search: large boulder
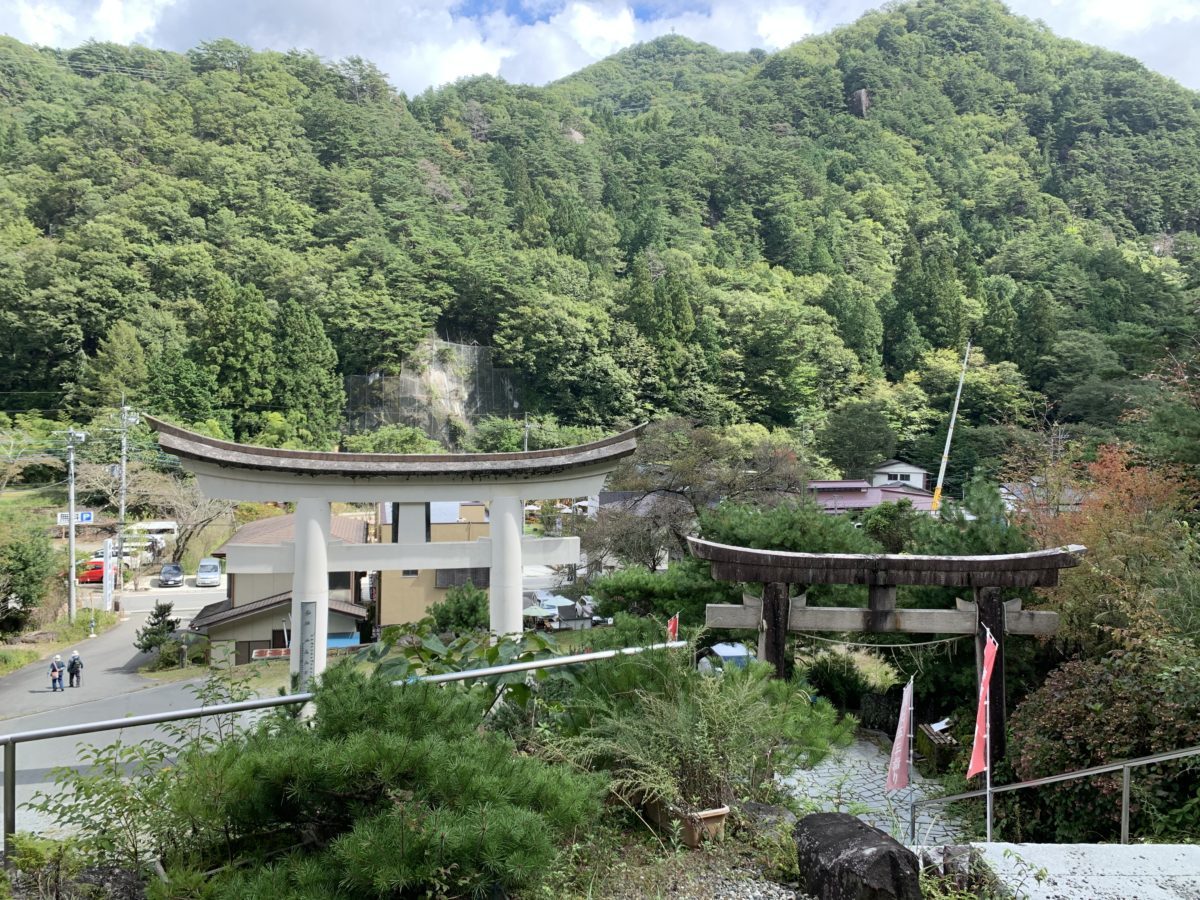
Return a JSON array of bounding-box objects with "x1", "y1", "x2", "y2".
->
[{"x1": 794, "y1": 813, "x2": 921, "y2": 900}]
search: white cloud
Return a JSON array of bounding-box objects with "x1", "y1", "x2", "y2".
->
[
  {"x1": 9, "y1": 1, "x2": 78, "y2": 45},
  {"x1": 755, "y1": 5, "x2": 815, "y2": 48},
  {"x1": 93, "y1": 0, "x2": 177, "y2": 43},
  {"x1": 1040, "y1": 0, "x2": 1200, "y2": 33},
  {"x1": 5, "y1": 0, "x2": 176, "y2": 46},
  {"x1": 561, "y1": 2, "x2": 636, "y2": 56},
  {"x1": 1, "y1": 0, "x2": 1199, "y2": 93},
  {"x1": 380, "y1": 29, "x2": 512, "y2": 91}
]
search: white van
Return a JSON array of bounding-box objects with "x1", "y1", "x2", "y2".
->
[
  {"x1": 196, "y1": 557, "x2": 222, "y2": 588},
  {"x1": 126, "y1": 521, "x2": 179, "y2": 540}
]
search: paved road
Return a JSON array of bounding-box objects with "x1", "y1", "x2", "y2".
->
[
  {"x1": 0, "y1": 584, "x2": 226, "y2": 848},
  {"x1": 3, "y1": 585, "x2": 222, "y2": 721}
]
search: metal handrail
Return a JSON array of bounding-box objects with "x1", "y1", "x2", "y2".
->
[
  {"x1": 908, "y1": 743, "x2": 1200, "y2": 844},
  {"x1": 2, "y1": 640, "x2": 687, "y2": 856}
]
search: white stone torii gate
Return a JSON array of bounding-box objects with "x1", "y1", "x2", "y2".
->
[{"x1": 147, "y1": 418, "x2": 642, "y2": 689}]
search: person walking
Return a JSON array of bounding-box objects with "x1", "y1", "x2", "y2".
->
[
  {"x1": 49, "y1": 655, "x2": 65, "y2": 692},
  {"x1": 67, "y1": 650, "x2": 83, "y2": 688}
]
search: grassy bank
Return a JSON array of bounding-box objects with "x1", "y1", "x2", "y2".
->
[
  {"x1": 5, "y1": 610, "x2": 121, "y2": 670},
  {"x1": 0, "y1": 486, "x2": 65, "y2": 518},
  {"x1": 0, "y1": 648, "x2": 39, "y2": 677},
  {"x1": 140, "y1": 657, "x2": 293, "y2": 693}
]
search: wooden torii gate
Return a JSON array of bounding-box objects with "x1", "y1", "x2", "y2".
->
[{"x1": 688, "y1": 537, "x2": 1086, "y2": 763}]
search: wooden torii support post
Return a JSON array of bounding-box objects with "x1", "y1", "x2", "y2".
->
[{"x1": 689, "y1": 537, "x2": 1086, "y2": 764}]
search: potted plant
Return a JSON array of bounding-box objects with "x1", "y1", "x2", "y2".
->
[
  {"x1": 550, "y1": 640, "x2": 853, "y2": 848},
  {"x1": 570, "y1": 683, "x2": 733, "y2": 846}
]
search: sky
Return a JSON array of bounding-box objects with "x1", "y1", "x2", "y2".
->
[{"x1": 3, "y1": 0, "x2": 1200, "y2": 95}]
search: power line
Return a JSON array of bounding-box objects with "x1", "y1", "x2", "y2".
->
[{"x1": 0, "y1": 479, "x2": 68, "y2": 491}]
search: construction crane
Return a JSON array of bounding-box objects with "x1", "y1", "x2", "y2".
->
[{"x1": 930, "y1": 341, "x2": 971, "y2": 514}]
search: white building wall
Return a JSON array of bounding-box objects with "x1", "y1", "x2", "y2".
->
[{"x1": 870, "y1": 464, "x2": 928, "y2": 491}]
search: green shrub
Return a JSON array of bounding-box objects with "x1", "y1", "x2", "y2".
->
[
  {"x1": 428, "y1": 581, "x2": 488, "y2": 633},
  {"x1": 804, "y1": 648, "x2": 898, "y2": 711},
  {"x1": 169, "y1": 666, "x2": 605, "y2": 898},
  {"x1": 26, "y1": 666, "x2": 262, "y2": 872},
  {"x1": 147, "y1": 635, "x2": 210, "y2": 670},
  {"x1": 7, "y1": 833, "x2": 86, "y2": 898},
  {"x1": 0, "y1": 524, "x2": 57, "y2": 636},
  {"x1": 1007, "y1": 646, "x2": 1200, "y2": 842},
  {"x1": 147, "y1": 865, "x2": 216, "y2": 900},
  {"x1": 801, "y1": 653, "x2": 862, "y2": 708},
  {"x1": 26, "y1": 738, "x2": 176, "y2": 869},
  {"x1": 548, "y1": 641, "x2": 852, "y2": 820}
]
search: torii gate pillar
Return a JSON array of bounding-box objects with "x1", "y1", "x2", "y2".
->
[
  {"x1": 146, "y1": 417, "x2": 644, "y2": 691},
  {"x1": 489, "y1": 494, "x2": 524, "y2": 636},
  {"x1": 292, "y1": 498, "x2": 331, "y2": 683}
]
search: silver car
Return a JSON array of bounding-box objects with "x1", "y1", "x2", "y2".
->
[{"x1": 195, "y1": 558, "x2": 222, "y2": 588}]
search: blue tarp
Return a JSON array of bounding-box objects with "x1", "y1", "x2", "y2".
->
[{"x1": 709, "y1": 642, "x2": 753, "y2": 668}]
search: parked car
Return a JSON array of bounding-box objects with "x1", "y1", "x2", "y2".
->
[
  {"x1": 77, "y1": 560, "x2": 106, "y2": 584},
  {"x1": 126, "y1": 520, "x2": 178, "y2": 541},
  {"x1": 158, "y1": 563, "x2": 184, "y2": 587},
  {"x1": 90, "y1": 548, "x2": 147, "y2": 567},
  {"x1": 195, "y1": 557, "x2": 222, "y2": 588}
]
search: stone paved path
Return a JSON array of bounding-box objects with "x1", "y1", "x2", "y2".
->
[{"x1": 783, "y1": 737, "x2": 970, "y2": 846}]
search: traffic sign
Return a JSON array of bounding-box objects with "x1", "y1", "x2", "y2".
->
[{"x1": 56, "y1": 511, "x2": 95, "y2": 526}]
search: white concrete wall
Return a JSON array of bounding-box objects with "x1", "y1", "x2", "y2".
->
[{"x1": 871, "y1": 465, "x2": 927, "y2": 490}]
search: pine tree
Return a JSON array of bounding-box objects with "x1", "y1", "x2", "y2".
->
[
  {"x1": 819, "y1": 275, "x2": 883, "y2": 373},
  {"x1": 196, "y1": 277, "x2": 277, "y2": 440},
  {"x1": 73, "y1": 321, "x2": 149, "y2": 412},
  {"x1": 272, "y1": 300, "x2": 344, "y2": 449},
  {"x1": 145, "y1": 347, "x2": 218, "y2": 424},
  {"x1": 623, "y1": 252, "x2": 673, "y2": 345},
  {"x1": 134, "y1": 600, "x2": 179, "y2": 653},
  {"x1": 920, "y1": 243, "x2": 969, "y2": 349}
]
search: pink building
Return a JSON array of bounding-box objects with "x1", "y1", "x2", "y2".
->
[{"x1": 807, "y1": 478, "x2": 935, "y2": 515}]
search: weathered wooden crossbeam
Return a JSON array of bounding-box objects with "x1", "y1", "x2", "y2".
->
[
  {"x1": 707, "y1": 603, "x2": 1059, "y2": 636},
  {"x1": 689, "y1": 536, "x2": 1087, "y2": 767},
  {"x1": 690, "y1": 538, "x2": 1087, "y2": 588}
]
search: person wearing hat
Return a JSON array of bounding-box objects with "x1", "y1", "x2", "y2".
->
[
  {"x1": 49, "y1": 655, "x2": 65, "y2": 692},
  {"x1": 67, "y1": 650, "x2": 83, "y2": 688}
]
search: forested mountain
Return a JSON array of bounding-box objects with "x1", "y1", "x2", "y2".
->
[{"x1": 1, "y1": 0, "x2": 1198, "y2": 478}]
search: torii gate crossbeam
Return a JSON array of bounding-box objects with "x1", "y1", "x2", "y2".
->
[
  {"x1": 148, "y1": 418, "x2": 643, "y2": 689},
  {"x1": 689, "y1": 537, "x2": 1086, "y2": 765}
]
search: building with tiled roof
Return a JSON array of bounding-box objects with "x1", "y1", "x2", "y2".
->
[{"x1": 195, "y1": 512, "x2": 370, "y2": 664}]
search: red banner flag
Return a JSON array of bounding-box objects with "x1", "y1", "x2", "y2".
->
[
  {"x1": 666, "y1": 613, "x2": 679, "y2": 642},
  {"x1": 886, "y1": 678, "x2": 914, "y2": 792},
  {"x1": 967, "y1": 629, "x2": 999, "y2": 779}
]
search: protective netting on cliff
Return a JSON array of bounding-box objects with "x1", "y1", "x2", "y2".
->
[{"x1": 344, "y1": 338, "x2": 524, "y2": 444}]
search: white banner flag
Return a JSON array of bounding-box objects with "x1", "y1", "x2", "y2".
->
[{"x1": 102, "y1": 538, "x2": 114, "y2": 612}]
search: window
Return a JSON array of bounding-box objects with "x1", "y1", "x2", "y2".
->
[
  {"x1": 886, "y1": 473, "x2": 911, "y2": 482},
  {"x1": 401, "y1": 569, "x2": 419, "y2": 577},
  {"x1": 435, "y1": 567, "x2": 491, "y2": 589}
]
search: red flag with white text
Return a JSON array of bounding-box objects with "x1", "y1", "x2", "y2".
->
[
  {"x1": 967, "y1": 629, "x2": 999, "y2": 779},
  {"x1": 886, "y1": 677, "x2": 914, "y2": 792},
  {"x1": 666, "y1": 613, "x2": 679, "y2": 642}
]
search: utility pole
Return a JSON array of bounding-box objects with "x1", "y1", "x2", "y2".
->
[
  {"x1": 63, "y1": 428, "x2": 87, "y2": 624},
  {"x1": 931, "y1": 341, "x2": 971, "y2": 515},
  {"x1": 523, "y1": 413, "x2": 529, "y2": 452},
  {"x1": 117, "y1": 404, "x2": 137, "y2": 592}
]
